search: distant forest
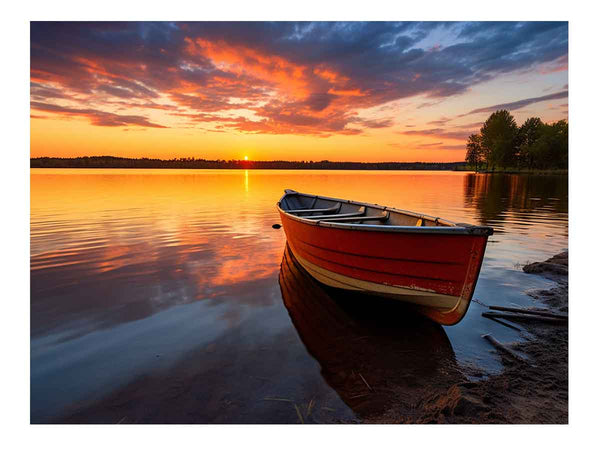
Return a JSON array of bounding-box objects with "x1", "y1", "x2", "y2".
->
[
  {"x1": 30, "y1": 156, "x2": 467, "y2": 171},
  {"x1": 465, "y1": 110, "x2": 568, "y2": 172}
]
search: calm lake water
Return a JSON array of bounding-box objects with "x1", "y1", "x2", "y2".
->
[{"x1": 30, "y1": 169, "x2": 568, "y2": 423}]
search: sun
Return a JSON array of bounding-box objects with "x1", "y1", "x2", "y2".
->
[{"x1": 244, "y1": 156, "x2": 248, "y2": 161}]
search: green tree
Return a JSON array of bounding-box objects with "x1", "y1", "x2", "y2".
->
[
  {"x1": 532, "y1": 120, "x2": 568, "y2": 169},
  {"x1": 465, "y1": 133, "x2": 483, "y2": 171},
  {"x1": 518, "y1": 117, "x2": 543, "y2": 169},
  {"x1": 552, "y1": 120, "x2": 568, "y2": 169},
  {"x1": 480, "y1": 110, "x2": 519, "y2": 170},
  {"x1": 463, "y1": 111, "x2": 567, "y2": 172}
]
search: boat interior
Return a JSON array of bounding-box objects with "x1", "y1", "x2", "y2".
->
[{"x1": 279, "y1": 190, "x2": 454, "y2": 227}]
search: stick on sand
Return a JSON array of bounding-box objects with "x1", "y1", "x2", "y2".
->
[{"x1": 482, "y1": 334, "x2": 528, "y2": 364}]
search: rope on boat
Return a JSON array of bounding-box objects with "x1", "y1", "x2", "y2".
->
[{"x1": 472, "y1": 298, "x2": 489, "y2": 307}]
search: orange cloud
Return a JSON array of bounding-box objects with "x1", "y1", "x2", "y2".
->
[
  {"x1": 185, "y1": 38, "x2": 311, "y2": 98},
  {"x1": 328, "y1": 88, "x2": 366, "y2": 97}
]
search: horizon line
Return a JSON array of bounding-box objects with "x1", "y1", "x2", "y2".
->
[{"x1": 30, "y1": 156, "x2": 466, "y2": 165}]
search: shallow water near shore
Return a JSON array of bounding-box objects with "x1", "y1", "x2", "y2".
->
[{"x1": 30, "y1": 169, "x2": 568, "y2": 423}]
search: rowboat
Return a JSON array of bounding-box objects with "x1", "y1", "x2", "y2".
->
[{"x1": 277, "y1": 189, "x2": 493, "y2": 325}]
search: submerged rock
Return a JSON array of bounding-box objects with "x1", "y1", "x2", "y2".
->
[
  {"x1": 523, "y1": 250, "x2": 568, "y2": 311},
  {"x1": 523, "y1": 251, "x2": 568, "y2": 276}
]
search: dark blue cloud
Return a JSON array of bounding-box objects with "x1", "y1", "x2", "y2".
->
[
  {"x1": 463, "y1": 90, "x2": 569, "y2": 116},
  {"x1": 31, "y1": 22, "x2": 568, "y2": 98},
  {"x1": 30, "y1": 101, "x2": 167, "y2": 128}
]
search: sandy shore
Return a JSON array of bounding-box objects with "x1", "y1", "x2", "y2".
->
[{"x1": 367, "y1": 251, "x2": 568, "y2": 424}]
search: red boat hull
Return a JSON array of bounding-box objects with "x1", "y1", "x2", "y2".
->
[{"x1": 279, "y1": 211, "x2": 489, "y2": 325}]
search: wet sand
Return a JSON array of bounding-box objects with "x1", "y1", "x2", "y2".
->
[{"x1": 367, "y1": 251, "x2": 568, "y2": 424}]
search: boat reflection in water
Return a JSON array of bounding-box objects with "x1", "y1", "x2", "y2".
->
[{"x1": 279, "y1": 244, "x2": 464, "y2": 420}]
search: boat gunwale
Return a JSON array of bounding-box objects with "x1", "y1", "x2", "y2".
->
[{"x1": 277, "y1": 190, "x2": 494, "y2": 236}]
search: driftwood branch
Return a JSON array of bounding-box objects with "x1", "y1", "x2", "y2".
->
[
  {"x1": 482, "y1": 311, "x2": 566, "y2": 325},
  {"x1": 482, "y1": 334, "x2": 528, "y2": 363},
  {"x1": 488, "y1": 305, "x2": 567, "y2": 320},
  {"x1": 482, "y1": 314, "x2": 522, "y2": 331}
]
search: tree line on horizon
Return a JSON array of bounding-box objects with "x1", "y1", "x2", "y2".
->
[
  {"x1": 465, "y1": 109, "x2": 568, "y2": 172},
  {"x1": 30, "y1": 156, "x2": 467, "y2": 171}
]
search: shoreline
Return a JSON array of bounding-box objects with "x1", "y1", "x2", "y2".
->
[
  {"x1": 367, "y1": 251, "x2": 568, "y2": 424},
  {"x1": 30, "y1": 157, "x2": 468, "y2": 171},
  {"x1": 474, "y1": 169, "x2": 568, "y2": 175}
]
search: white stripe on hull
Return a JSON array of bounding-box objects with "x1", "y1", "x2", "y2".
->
[{"x1": 291, "y1": 247, "x2": 460, "y2": 311}]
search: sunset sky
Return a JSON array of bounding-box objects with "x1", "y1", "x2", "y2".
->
[{"x1": 30, "y1": 21, "x2": 568, "y2": 162}]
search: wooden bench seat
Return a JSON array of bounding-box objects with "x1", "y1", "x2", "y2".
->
[
  {"x1": 304, "y1": 207, "x2": 366, "y2": 220},
  {"x1": 321, "y1": 212, "x2": 390, "y2": 223},
  {"x1": 287, "y1": 202, "x2": 341, "y2": 215}
]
